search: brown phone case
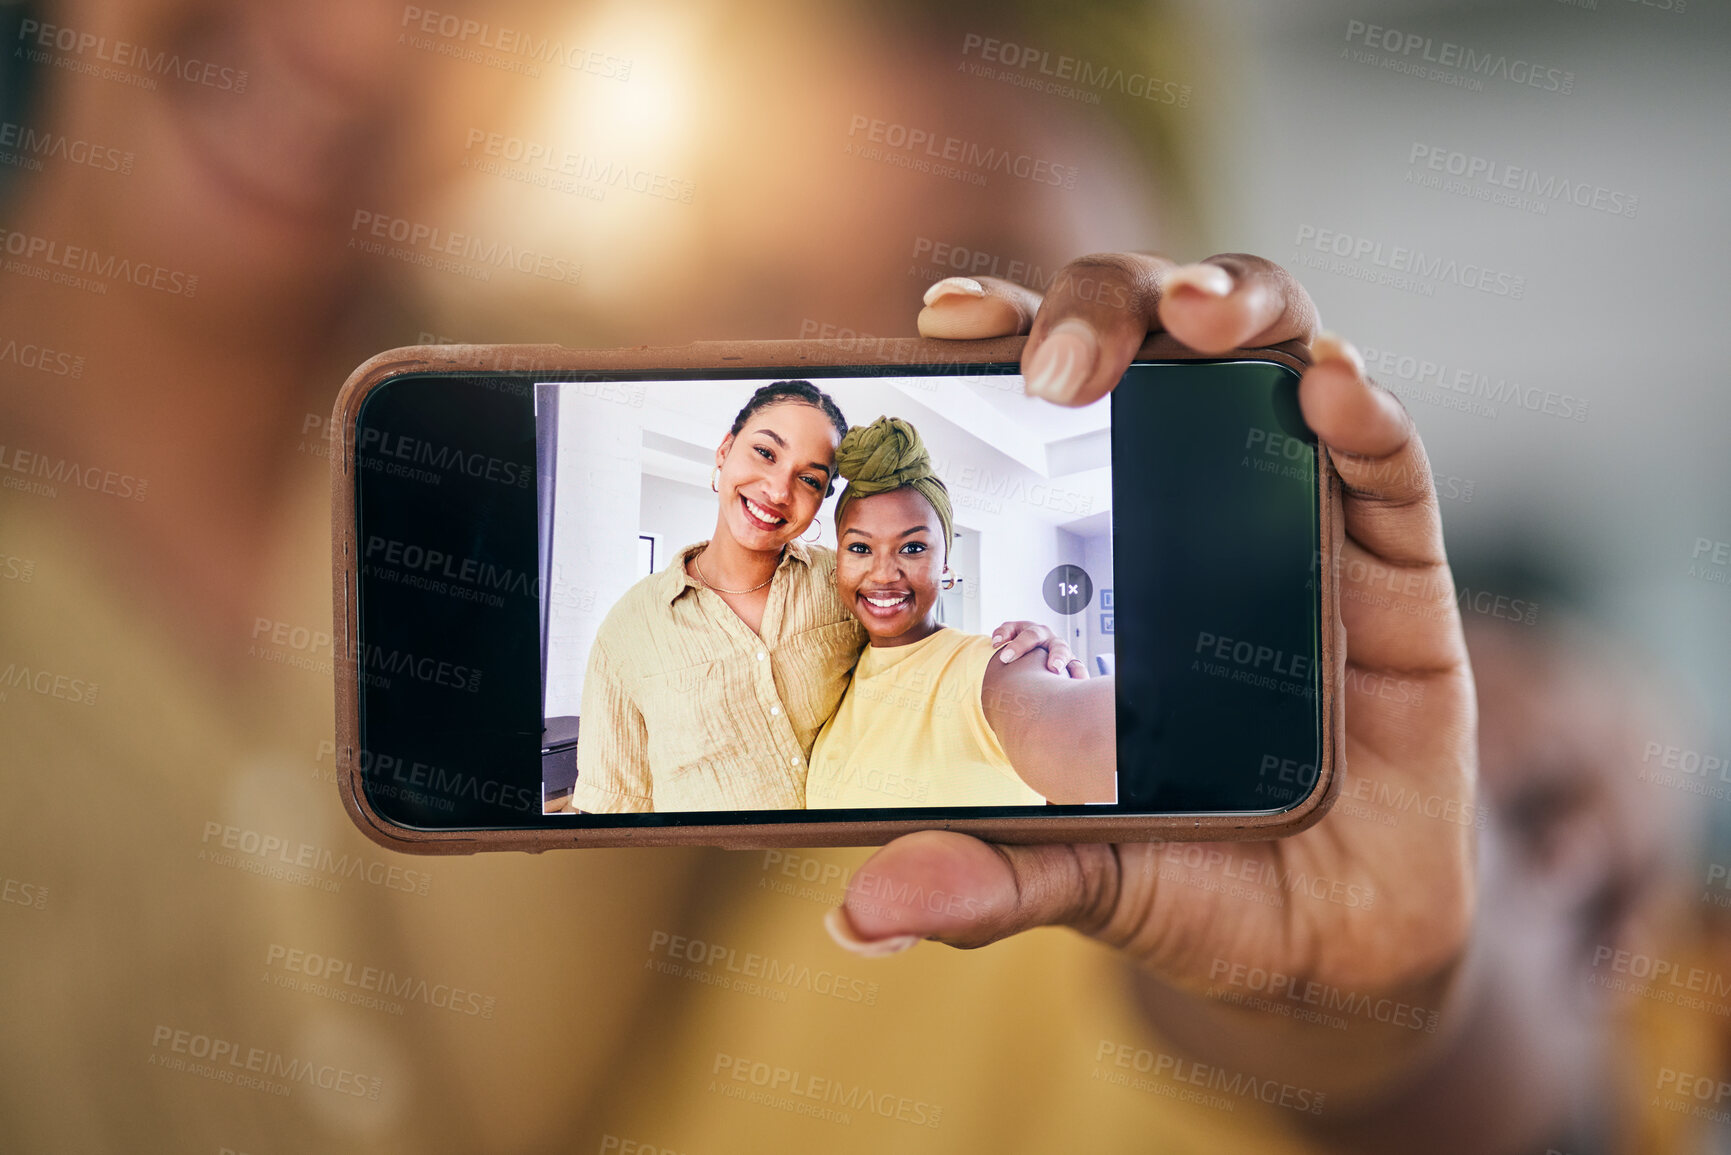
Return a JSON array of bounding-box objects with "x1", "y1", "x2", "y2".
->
[{"x1": 330, "y1": 336, "x2": 1343, "y2": 854}]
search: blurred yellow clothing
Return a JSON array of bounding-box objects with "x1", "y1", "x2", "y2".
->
[
  {"x1": 0, "y1": 480, "x2": 1336, "y2": 1154},
  {"x1": 1619, "y1": 937, "x2": 1728, "y2": 1155},
  {"x1": 806, "y1": 628, "x2": 1047, "y2": 809}
]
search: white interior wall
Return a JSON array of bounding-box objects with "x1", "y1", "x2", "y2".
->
[
  {"x1": 1081, "y1": 531, "x2": 1116, "y2": 667},
  {"x1": 640, "y1": 473, "x2": 718, "y2": 572},
  {"x1": 543, "y1": 401, "x2": 645, "y2": 719}
]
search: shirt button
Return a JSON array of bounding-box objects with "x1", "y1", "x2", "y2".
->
[
  {"x1": 770, "y1": 705, "x2": 781, "y2": 716},
  {"x1": 790, "y1": 755, "x2": 801, "y2": 766},
  {"x1": 756, "y1": 651, "x2": 767, "y2": 661}
]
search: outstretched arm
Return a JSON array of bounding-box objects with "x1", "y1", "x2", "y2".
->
[{"x1": 982, "y1": 649, "x2": 1115, "y2": 803}]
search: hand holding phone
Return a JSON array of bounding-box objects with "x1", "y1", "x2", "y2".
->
[{"x1": 834, "y1": 251, "x2": 1477, "y2": 1100}]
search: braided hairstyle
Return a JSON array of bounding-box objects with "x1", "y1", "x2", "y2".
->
[{"x1": 727, "y1": 381, "x2": 849, "y2": 496}]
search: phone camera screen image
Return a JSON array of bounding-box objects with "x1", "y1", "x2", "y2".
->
[
  {"x1": 536, "y1": 372, "x2": 1120, "y2": 817},
  {"x1": 347, "y1": 357, "x2": 1324, "y2": 837}
]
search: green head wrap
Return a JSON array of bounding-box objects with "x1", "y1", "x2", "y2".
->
[{"x1": 833, "y1": 416, "x2": 953, "y2": 558}]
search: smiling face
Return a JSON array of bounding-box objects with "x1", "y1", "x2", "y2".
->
[
  {"x1": 835, "y1": 488, "x2": 947, "y2": 647},
  {"x1": 714, "y1": 401, "x2": 841, "y2": 554}
]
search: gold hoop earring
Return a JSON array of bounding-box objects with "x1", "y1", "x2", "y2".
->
[
  {"x1": 710, "y1": 467, "x2": 720, "y2": 493},
  {"x1": 803, "y1": 517, "x2": 822, "y2": 543},
  {"x1": 940, "y1": 565, "x2": 956, "y2": 591}
]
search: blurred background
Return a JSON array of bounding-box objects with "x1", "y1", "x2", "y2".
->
[{"x1": 2, "y1": 0, "x2": 1727, "y2": 1151}]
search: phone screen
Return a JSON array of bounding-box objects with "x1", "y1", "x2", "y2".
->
[
  {"x1": 350, "y1": 359, "x2": 1321, "y2": 832},
  {"x1": 537, "y1": 371, "x2": 1118, "y2": 816}
]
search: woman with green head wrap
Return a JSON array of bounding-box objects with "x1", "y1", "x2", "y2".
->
[{"x1": 806, "y1": 416, "x2": 1117, "y2": 809}]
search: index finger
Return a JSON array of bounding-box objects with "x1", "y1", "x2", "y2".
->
[
  {"x1": 1305, "y1": 332, "x2": 1444, "y2": 567},
  {"x1": 918, "y1": 254, "x2": 1320, "y2": 407},
  {"x1": 1305, "y1": 332, "x2": 1464, "y2": 676}
]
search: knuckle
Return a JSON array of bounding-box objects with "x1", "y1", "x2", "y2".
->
[
  {"x1": 1048, "y1": 253, "x2": 1161, "y2": 315},
  {"x1": 1207, "y1": 252, "x2": 1307, "y2": 305},
  {"x1": 1057, "y1": 844, "x2": 1123, "y2": 937},
  {"x1": 1067, "y1": 251, "x2": 1159, "y2": 278}
]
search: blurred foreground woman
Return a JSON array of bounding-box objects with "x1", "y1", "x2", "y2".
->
[{"x1": 1, "y1": 1, "x2": 1719, "y2": 1152}]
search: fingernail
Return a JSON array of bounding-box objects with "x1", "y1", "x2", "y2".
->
[
  {"x1": 1165, "y1": 262, "x2": 1233, "y2": 298},
  {"x1": 924, "y1": 277, "x2": 986, "y2": 306},
  {"x1": 1024, "y1": 318, "x2": 1097, "y2": 402},
  {"x1": 824, "y1": 907, "x2": 919, "y2": 958},
  {"x1": 999, "y1": 648, "x2": 1014, "y2": 663},
  {"x1": 1312, "y1": 330, "x2": 1365, "y2": 376}
]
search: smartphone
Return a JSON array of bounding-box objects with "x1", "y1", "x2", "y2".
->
[{"x1": 330, "y1": 336, "x2": 1341, "y2": 852}]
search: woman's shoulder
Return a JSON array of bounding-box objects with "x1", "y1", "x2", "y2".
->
[
  {"x1": 942, "y1": 629, "x2": 1004, "y2": 668},
  {"x1": 592, "y1": 557, "x2": 693, "y2": 642},
  {"x1": 919, "y1": 627, "x2": 991, "y2": 654},
  {"x1": 787, "y1": 543, "x2": 849, "y2": 618},
  {"x1": 900, "y1": 627, "x2": 998, "y2": 671},
  {"x1": 797, "y1": 541, "x2": 837, "y2": 575}
]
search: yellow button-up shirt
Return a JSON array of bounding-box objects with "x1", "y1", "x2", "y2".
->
[{"x1": 572, "y1": 540, "x2": 868, "y2": 813}]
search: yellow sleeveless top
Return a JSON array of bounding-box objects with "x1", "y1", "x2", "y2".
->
[{"x1": 805, "y1": 628, "x2": 1047, "y2": 809}]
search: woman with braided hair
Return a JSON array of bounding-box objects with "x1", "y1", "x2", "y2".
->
[{"x1": 806, "y1": 416, "x2": 1118, "y2": 810}]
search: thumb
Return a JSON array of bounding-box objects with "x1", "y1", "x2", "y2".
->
[{"x1": 825, "y1": 830, "x2": 1123, "y2": 954}]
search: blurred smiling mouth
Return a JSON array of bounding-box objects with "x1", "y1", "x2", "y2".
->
[
  {"x1": 858, "y1": 589, "x2": 913, "y2": 619},
  {"x1": 741, "y1": 496, "x2": 788, "y2": 530}
]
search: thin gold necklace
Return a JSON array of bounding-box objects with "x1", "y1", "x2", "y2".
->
[{"x1": 693, "y1": 547, "x2": 776, "y2": 595}]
